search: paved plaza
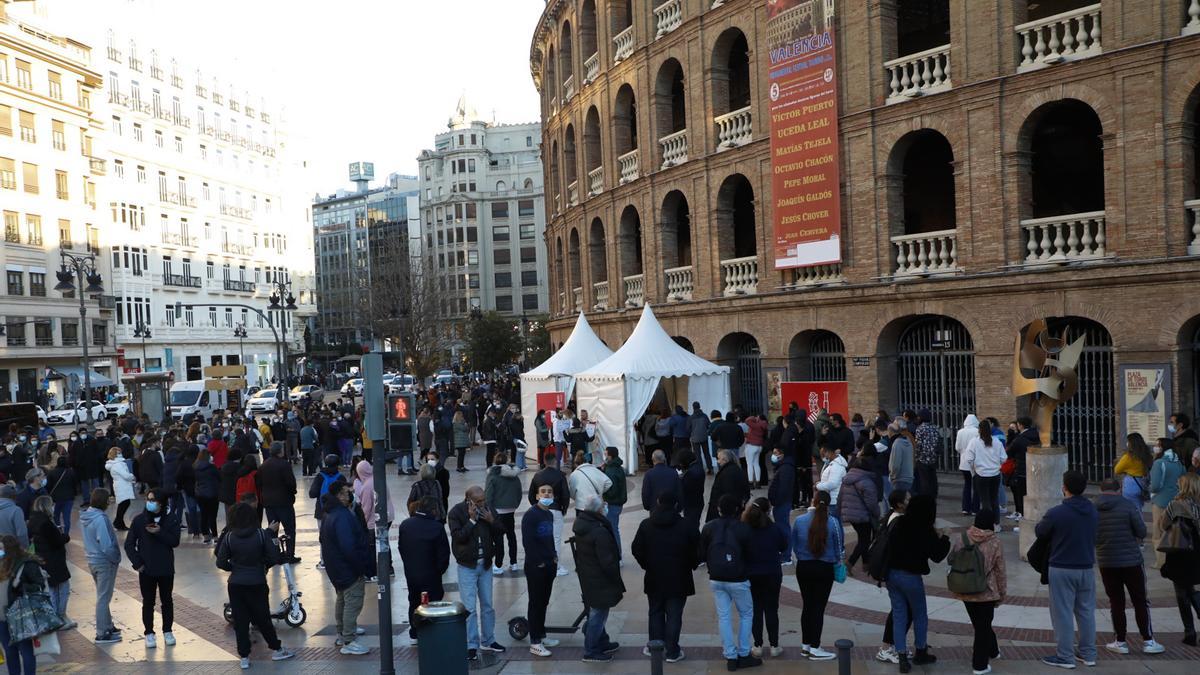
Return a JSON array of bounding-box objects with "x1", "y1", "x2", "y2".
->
[{"x1": 38, "y1": 456, "x2": 1200, "y2": 673}]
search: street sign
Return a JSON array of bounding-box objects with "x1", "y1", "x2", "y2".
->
[
  {"x1": 204, "y1": 365, "x2": 246, "y2": 378},
  {"x1": 204, "y1": 378, "x2": 246, "y2": 391}
]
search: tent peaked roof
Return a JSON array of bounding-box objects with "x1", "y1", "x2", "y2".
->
[
  {"x1": 524, "y1": 312, "x2": 613, "y2": 377},
  {"x1": 579, "y1": 304, "x2": 729, "y2": 380}
]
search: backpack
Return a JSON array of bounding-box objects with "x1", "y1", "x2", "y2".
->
[
  {"x1": 866, "y1": 518, "x2": 897, "y2": 584},
  {"x1": 235, "y1": 470, "x2": 258, "y2": 502},
  {"x1": 319, "y1": 470, "x2": 342, "y2": 498},
  {"x1": 654, "y1": 418, "x2": 671, "y2": 438},
  {"x1": 705, "y1": 520, "x2": 744, "y2": 579},
  {"x1": 946, "y1": 531, "x2": 989, "y2": 594}
]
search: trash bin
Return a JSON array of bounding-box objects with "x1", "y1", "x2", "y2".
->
[{"x1": 415, "y1": 600, "x2": 468, "y2": 675}]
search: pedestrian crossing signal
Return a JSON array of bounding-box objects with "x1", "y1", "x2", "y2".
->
[{"x1": 388, "y1": 394, "x2": 413, "y2": 422}]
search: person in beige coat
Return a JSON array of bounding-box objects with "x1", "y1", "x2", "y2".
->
[{"x1": 950, "y1": 510, "x2": 1007, "y2": 675}]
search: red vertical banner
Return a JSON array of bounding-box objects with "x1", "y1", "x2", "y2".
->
[
  {"x1": 536, "y1": 391, "x2": 565, "y2": 431},
  {"x1": 780, "y1": 381, "x2": 848, "y2": 421},
  {"x1": 767, "y1": 0, "x2": 842, "y2": 269}
]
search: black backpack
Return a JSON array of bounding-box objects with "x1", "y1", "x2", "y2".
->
[
  {"x1": 866, "y1": 517, "x2": 898, "y2": 584},
  {"x1": 706, "y1": 520, "x2": 745, "y2": 579}
]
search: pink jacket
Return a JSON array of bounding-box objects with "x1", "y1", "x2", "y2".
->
[{"x1": 354, "y1": 461, "x2": 395, "y2": 529}]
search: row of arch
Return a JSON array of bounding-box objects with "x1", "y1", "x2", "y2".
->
[{"x1": 551, "y1": 173, "x2": 756, "y2": 302}]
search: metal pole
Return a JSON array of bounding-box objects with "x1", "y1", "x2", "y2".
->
[
  {"x1": 648, "y1": 640, "x2": 664, "y2": 675},
  {"x1": 77, "y1": 266, "x2": 94, "y2": 434},
  {"x1": 835, "y1": 639, "x2": 853, "y2": 675},
  {"x1": 362, "y1": 353, "x2": 394, "y2": 675}
]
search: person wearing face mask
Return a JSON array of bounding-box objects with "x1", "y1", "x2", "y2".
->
[
  {"x1": 12, "y1": 431, "x2": 35, "y2": 486},
  {"x1": 407, "y1": 458, "x2": 446, "y2": 523},
  {"x1": 0, "y1": 483, "x2": 29, "y2": 548},
  {"x1": 319, "y1": 481, "x2": 376, "y2": 656},
  {"x1": 449, "y1": 485, "x2": 506, "y2": 659},
  {"x1": 484, "y1": 452, "x2": 521, "y2": 574},
  {"x1": 138, "y1": 442, "x2": 165, "y2": 497},
  {"x1": 397, "y1": 495, "x2": 451, "y2": 647},
  {"x1": 15, "y1": 467, "x2": 48, "y2": 519},
  {"x1": 767, "y1": 447, "x2": 796, "y2": 565},
  {"x1": 1149, "y1": 438, "x2": 1186, "y2": 569},
  {"x1": 28, "y1": 494, "x2": 73, "y2": 629},
  {"x1": 46, "y1": 456, "x2": 78, "y2": 535},
  {"x1": 522, "y1": 484, "x2": 560, "y2": 657},
  {"x1": 0, "y1": 440, "x2": 15, "y2": 486},
  {"x1": 124, "y1": 489, "x2": 182, "y2": 650}
]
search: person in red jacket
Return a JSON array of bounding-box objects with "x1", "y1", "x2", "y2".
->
[{"x1": 743, "y1": 413, "x2": 769, "y2": 488}]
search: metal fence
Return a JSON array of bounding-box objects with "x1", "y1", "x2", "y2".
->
[
  {"x1": 810, "y1": 331, "x2": 847, "y2": 382},
  {"x1": 1049, "y1": 319, "x2": 1115, "y2": 482},
  {"x1": 897, "y1": 317, "x2": 977, "y2": 471}
]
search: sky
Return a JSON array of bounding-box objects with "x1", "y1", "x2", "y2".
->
[{"x1": 40, "y1": 0, "x2": 547, "y2": 192}]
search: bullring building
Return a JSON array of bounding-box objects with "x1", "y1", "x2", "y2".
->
[{"x1": 530, "y1": 0, "x2": 1200, "y2": 480}]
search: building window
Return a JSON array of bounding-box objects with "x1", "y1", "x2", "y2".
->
[
  {"x1": 495, "y1": 295, "x2": 513, "y2": 311},
  {"x1": 136, "y1": 165, "x2": 146, "y2": 183},
  {"x1": 471, "y1": 133, "x2": 477, "y2": 145},
  {"x1": 518, "y1": 199, "x2": 535, "y2": 218},
  {"x1": 133, "y1": 123, "x2": 143, "y2": 142},
  {"x1": 154, "y1": 130, "x2": 164, "y2": 148},
  {"x1": 18, "y1": 110, "x2": 34, "y2": 143},
  {"x1": 92, "y1": 321, "x2": 106, "y2": 346},
  {"x1": 22, "y1": 163, "x2": 37, "y2": 194},
  {"x1": 34, "y1": 320, "x2": 52, "y2": 346},
  {"x1": 55, "y1": 170, "x2": 68, "y2": 200},
  {"x1": 492, "y1": 226, "x2": 509, "y2": 242},
  {"x1": 51, "y1": 120, "x2": 65, "y2": 150},
  {"x1": 15, "y1": 60, "x2": 32, "y2": 90},
  {"x1": 523, "y1": 293, "x2": 539, "y2": 310},
  {"x1": 47, "y1": 71, "x2": 62, "y2": 100},
  {"x1": 521, "y1": 270, "x2": 538, "y2": 286},
  {"x1": 25, "y1": 215, "x2": 41, "y2": 245},
  {"x1": 5, "y1": 317, "x2": 24, "y2": 346},
  {"x1": 114, "y1": 160, "x2": 124, "y2": 178},
  {"x1": 6, "y1": 271, "x2": 23, "y2": 295},
  {"x1": 58, "y1": 219, "x2": 71, "y2": 248},
  {"x1": 61, "y1": 320, "x2": 78, "y2": 346},
  {"x1": 29, "y1": 272, "x2": 45, "y2": 297},
  {"x1": 491, "y1": 201, "x2": 509, "y2": 219},
  {"x1": 0, "y1": 158, "x2": 15, "y2": 190},
  {"x1": 521, "y1": 246, "x2": 537, "y2": 263},
  {"x1": 519, "y1": 223, "x2": 536, "y2": 240},
  {"x1": 175, "y1": 136, "x2": 183, "y2": 153},
  {"x1": 112, "y1": 115, "x2": 122, "y2": 135},
  {"x1": 494, "y1": 249, "x2": 511, "y2": 265},
  {"x1": 468, "y1": 158, "x2": 476, "y2": 172}
]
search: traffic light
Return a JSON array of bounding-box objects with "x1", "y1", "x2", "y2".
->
[{"x1": 387, "y1": 393, "x2": 416, "y2": 452}]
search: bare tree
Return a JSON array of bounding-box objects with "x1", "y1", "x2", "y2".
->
[{"x1": 358, "y1": 263, "x2": 453, "y2": 380}]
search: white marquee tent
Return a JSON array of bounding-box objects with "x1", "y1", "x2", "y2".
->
[
  {"x1": 575, "y1": 305, "x2": 730, "y2": 472},
  {"x1": 519, "y1": 312, "x2": 614, "y2": 456}
]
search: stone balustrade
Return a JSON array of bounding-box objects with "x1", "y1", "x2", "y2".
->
[
  {"x1": 885, "y1": 44, "x2": 951, "y2": 103},
  {"x1": 587, "y1": 167, "x2": 603, "y2": 196},
  {"x1": 573, "y1": 287, "x2": 583, "y2": 313},
  {"x1": 623, "y1": 274, "x2": 644, "y2": 307},
  {"x1": 787, "y1": 263, "x2": 844, "y2": 288},
  {"x1": 1021, "y1": 210, "x2": 1107, "y2": 263},
  {"x1": 1016, "y1": 3, "x2": 1101, "y2": 72},
  {"x1": 720, "y1": 256, "x2": 758, "y2": 296},
  {"x1": 659, "y1": 129, "x2": 688, "y2": 169},
  {"x1": 593, "y1": 280, "x2": 609, "y2": 310},
  {"x1": 654, "y1": 0, "x2": 682, "y2": 39},
  {"x1": 563, "y1": 75, "x2": 576, "y2": 103},
  {"x1": 618, "y1": 149, "x2": 640, "y2": 184},
  {"x1": 1186, "y1": 199, "x2": 1200, "y2": 255},
  {"x1": 584, "y1": 53, "x2": 599, "y2": 84},
  {"x1": 567, "y1": 181, "x2": 579, "y2": 207},
  {"x1": 714, "y1": 106, "x2": 752, "y2": 150},
  {"x1": 1188, "y1": 0, "x2": 1200, "y2": 35},
  {"x1": 664, "y1": 265, "x2": 693, "y2": 301},
  {"x1": 613, "y1": 25, "x2": 635, "y2": 63},
  {"x1": 891, "y1": 229, "x2": 959, "y2": 277}
]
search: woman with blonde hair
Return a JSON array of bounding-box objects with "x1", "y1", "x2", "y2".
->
[{"x1": 1160, "y1": 472, "x2": 1200, "y2": 645}]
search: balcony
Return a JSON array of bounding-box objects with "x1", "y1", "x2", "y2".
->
[
  {"x1": 891, "y1": 229, "x2": 959, "y2": 277},
  {"x1": 129, "y1": 56, "x2": 142, "y2": 72},
  {"x1": 171, "y1": 74, "x2": 183, "y2": 88},
  {"x1": 659, "y1": 129, "x2": 688, "y2": 169},
  {"x1": 786, "y1": 263, "x2": 844, "y2": 288},
  {"x1": 554, "y1": 193, "x2": 561, "y2": 214},
  {"x1": 107, "y1": 46, "x2": 123, "y2": 62},
  {"x1": 1021, "y1": 210, "x2": 1107, "y2": 264},
  {"x1": 567, "y1": 181, "x2": 579, "y2": 207},
  {"x1": 1186, "y1": 199, "x2": 1200, "y2": 255},
  {"x1": 220, "y1": 204, "x2": 253, "y2": 219},
  {"x1": 1188, "y1": 0, "x2": 1200, "y2": 35},
  {"x1": 223, "y1": 279, "x2": 256, "y2": 293},
  {"x1": 87, "y1": 157, "x2": 106, "y2": 176},
  {"x1": 584, "y1": 53, "x2": 600, "y2": 85},
  {"x1": 885, "y1": 45, "x2": 951, "y2": 103},
  {"x1": 562, "y1": 75, "x2": 576, "y2": 103},
  {"x1": 654, "y1": 0, "x2": 683, "y2": 38},
  {"x1": 160, "y1": 231, "x2": 198, "y2": 247},
  {"x1": 587, "y1": 167, "x2": 603, "y2": 196},
  {"x1": 163, "y1": 274, "x2": 201, "y2": 289},
  {"x1": 173, "y1": 114, "x2": 191, "y2": 129},
  {"x1": 160, "y1": 192, "x2": 197, "y2": 208},
  {"x1": 221, "y1": 241, "x2": 253, "y2": 255},
  {"x1": 623, "y1": 274, "x2": 645, "y2": 307},
  {"x1": 613, "y1": 25, "x2": 635, "y2": 63},
  {"x1": 664, "y1": 265, "x2": 693, "y2": 301},
  {"x1": 109, "y1": 91, "x2": 130, "y2": 108},
  {"x1": 715, "y1": 106, "x2": 752, "y2": 150},
  {"x1": 1016, "y1": 3, "x2": 1101, "y2": 73},
  {"x1": 195, "y1": 84, "x2": 208, "y2": 98},
  {"x1": 618, "y1": 150, "x2": 640, "y2": 184},
  {"x1": 573, "y1": 286, "x2": 583, "y2": 313},
  {"x1": 150, "y1": 65, "x2": 163, "y2": 80},
  {"x1": 593, "y1": 280, "x2": 609, "y2": 310},
  {"x1": 558, "y1": 291, "x2": 568, "y2": 315},
  {"x1": 720, "y1": 256, "x2": 758, "y2": 296}
]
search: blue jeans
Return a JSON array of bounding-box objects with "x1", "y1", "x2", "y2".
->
[
  {"x1": 0, "y1": 621, "x2": 35, "y2": 674},
  {"x1": 1048, "y1": 566, "x2": 1097, "y2": 662},
  {"x1": 583, "y1": 606, "x2": 612, "y2": 658},
  {"x1": 80, "y1": 477, "x2": 100, "y2": 503},
  {"x1": 54, "y1": 499, "x2": 73, "y2": 535},
  {"x1": 887, "y1": 570, "x2": 928, "y2": 654},
  {"x1": 50, "y1": 580, "x2": 70, "y2": 620},
  {"x1": 710, "y1": 579, "x2": 753, "y2": 659},
  {"x1": 773, "y1": 505, "x2": 792, "y2": 562},
  {"x1": 605, "y1": 505, "x2": 622, "y2": 559},
  {"x1": 456, "y1": 562, "x2": 495, "y2": 649},
  {"x1": 183, "y1": 492, "x2": 200, "y2": 535}
]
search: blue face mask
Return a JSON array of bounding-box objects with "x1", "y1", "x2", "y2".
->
[
  {"x1": 770, "y1": 454, "x2": 781, "y2": 464},
  {"x1": 0, "y1": 550, "x2": 5, "y2": 559},
  {"x1": 538, "y1": 497, "x2": 555, "y2": 508},
  {"x1": 145, "y1": 502, "x2": 160, "y2": 514}
]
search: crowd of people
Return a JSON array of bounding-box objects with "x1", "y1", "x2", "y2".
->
[{"x1": 2, "y1": 375, "x2": 1200, "y2": 673}]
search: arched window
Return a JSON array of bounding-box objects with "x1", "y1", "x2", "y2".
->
[
  {"x1": 563, "y1": 125, "x2": 578, "y2": 204},
  {"x1": 718, "y1": 332, "x2": 764, "y2": 414},
  {"x1": 554, "y1": 236, "x2": 565, "y2": 313},
  {"x1": 1185, "y1": 84, "x2": 1200, "y2": 254},
  {"x1": 523, "y1": 178, "x2": 534, "y2": 190},
  {"x1": 711, "y1": 28, "x2": 751, "y2": 118},
  {"x1": 584, "y1": 106, "x2": 603, "y2": 195},
  {"x1": 619, "y1": 205, "x2": 644, "y2": 307},
  {"x1": 549, "y1": 140, "x2": 561, "y2": 206},
  {"x1": 887, "y1": 129, "x2": 958, "y2": 275},
  {"x1": 654, "y1": 59, "x2": 687, "y2": 169},
  {"x1": 559, "y1": 22, "x2": 575, "y2": 97},
  {"x1": 715, "y1": 174, "x2": 757, "y2": 295},
  {"x1": 568, "y1": 228, "x2": 582, "y2": 311},
  {"x1": 545, "y1": 47, "x2": 558, "y2": 110},
  {"x1": 661, "y1": 190, "x2": 691, "y2": 270},
  {"x1": 672, "y1": 336, "x2": 695, "y2": 353},
  {"x1": 580, "y1": 0, "x2": 599, "y2": 78},
  {"x1": 789, "y1": 330, "x2": 846, "y2": 381},
  {"x1": 496, "y1": 180, "x2": 507, "y2": 192},
  {"x1": 614, "y1": 84, "x2": 639, "y2": 183},
  {"x1": 589, "y1": 218, "x2": 608, "y2": 308}
]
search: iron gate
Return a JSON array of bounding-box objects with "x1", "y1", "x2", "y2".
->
[
  {"x1": 810, "y1": 331, "x2": 847, "y2": 382},
  {"x1": 1193, "y1": 324, "x2": 1200, "y2": 425},
  {"x1": 897, "y1": 317, "x2": 976, "y2": 471},
  {"x1": 1049, "y1": 319, "x2": 1115, "y2": 482},
  {"x1": 737, "y1": 339, "x2": 765, "y2": 415}
]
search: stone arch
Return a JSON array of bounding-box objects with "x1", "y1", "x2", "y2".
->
[
  {"x1": 886, "y1": 128, "x2": 957, "y2": 236},
  {"x1": 710, "y1": 27, "x2": 751, "y2": 118},
  {"x1": 789, "y1": 329, "x2": 846, "y2": 381},
  {"x1": 588, "y1": 216, "x2": 607, "y2": 284},
  {"x1": 1018, "y1": 98, "x2": 1105, "y2": 219},
  {"x1": 653, "y1": 58, "x2": 687, "y2": 141},
  {"x1": 618, "y1": 204, "x2": 643, "y2": 278},
  {"x1": 614, "y1": 83, "x2": 638, "y2": 155},
  {"x1": 714, "y1": 173, "x2": 757, "y2": 261},
  {"x1": 660, "y1": 189, "x2": 692, "y2": 269},
  {"x1": 559, "y1": 20, "x2": 574, "y2": 86},
  {"x1": 583, "y1": 105, "x2": 603, "y2": 175},
  {"x1": 563, "y1": 124, "x2": 578, "y2": 189},
  {"x1": 717, "y1": 332, "x2": 765, "y2": 414}
]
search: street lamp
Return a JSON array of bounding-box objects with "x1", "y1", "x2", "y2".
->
[
  {"x1": 233, "y1": 323, "x2": 248, "y2": 369},
  {"x1": 132, "y1": 320, "x2": 152, "y2": 369},
  {"x1": 54, "y1": 251, "x2": 104, "y2": 433},
  {"x1": 266, "y1": 279, "x2": 298, "y2": 401}
]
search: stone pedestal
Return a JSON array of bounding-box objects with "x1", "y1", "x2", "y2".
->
[{"x1": 1018, "y1": 445, "x2": 1069, "y2": 560}]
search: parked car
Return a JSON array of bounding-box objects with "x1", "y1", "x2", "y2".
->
[
  {"x1": 288, "y1": 384, "x2": 324, "y2": 403},
  {"x1": 387, "y1": 374, "x2": 415, "y2": 394},
  {"x1": 105, "y1": 393, "x2": 131, "y2": 417},
  {"x1": 245, "y1": 389, "x2": 279, "y2": 414},
  {"x1": 341, "y1": 378, "x2": 363, "y2": 396},
  {"x1": 46, "y1": 400, "x2": 107, "y2": 425}
]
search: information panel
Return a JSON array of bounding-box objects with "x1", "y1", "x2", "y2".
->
[{"x1": 766, "y1": 0, "x2": 842, "y2": 269}]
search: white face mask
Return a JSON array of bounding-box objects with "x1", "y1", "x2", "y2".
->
[{"x1": 427, "y1": 459, "x2": 438, "y2": 467}]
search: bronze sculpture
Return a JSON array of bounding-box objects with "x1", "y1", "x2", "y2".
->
[{"x1": 1012, "y1": 319, "x2": 1086, "y2": 446}]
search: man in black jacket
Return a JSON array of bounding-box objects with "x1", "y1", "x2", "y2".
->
[
  {"x1": 679, "y1": 449, "x2": 706, "y2": 533},
  {"x1": 641, "y1": 449, "x2": 682, "y2": 512},
  {"x1": 710, "y1": 413, "x2": 745, "y2": 452},
  {"x1": 572, "y1": 493, "x2": 624, "y2": 663},
  {"x1": 688, "y1": 403, "x2": 713, "y2": 473},
  {"x1": 767, "y1": 448, "x2": 795, "y2": 562},
  {"x1": 397, "y1": 496, "x2": 451, "y2": 645},
  {"x1": 448, "y1": 486, "x2": 505, "y2": 659},
  {"x1": 260, "y1": 442, "x2": 299, "y2": 563},
  {"x1": 1006, "y1": 416, "x2": 1039, "y2": 519},
  {"x1": 528, "y1": 454, "x2": 570, "y2": 577},
  {"x1": 700, "y1": 494, "x2": 759, "y2": 671},
  {"x1": 632, "y1": 492, "x2": 698, "y2": 663},
  {"x1": 707, "y1": 450, "x2": 750, "y2": 523}
]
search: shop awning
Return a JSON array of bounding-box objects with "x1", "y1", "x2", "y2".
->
[{"x1": 48, "y1": 366, "x2": 114, "y2": 388}]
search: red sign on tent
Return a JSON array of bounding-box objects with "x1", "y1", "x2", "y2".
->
[{"x1": 780, "y1": 381, "x2": 848, "y2": 420}]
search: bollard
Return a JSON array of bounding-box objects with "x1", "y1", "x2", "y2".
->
[
  {"x1": 835, "y1": 639, "x2": 854, "y2": 675},
  {"x1": 648, "y1": 639, "x2": 665, "y2": 675}
]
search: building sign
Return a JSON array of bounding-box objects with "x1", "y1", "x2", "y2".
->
[
  {"x1": 780, "y1": 380, "x2": 848, "y2": 420},
  {"x1": 851, "y1": 357, "x2": 870, "y2": 367},
  {"x1": 536, "y1": 391, "x2": 566, "y2": 436},
  {"x1": 1120, "y1": 364, "x2": 1171, "y2": 443},
  {"x1": 767, "y1": 0, "x2": 842, "y2": 269},
  {"x1": 348, "y1": 161, "x2": 375, "y2": 182}
]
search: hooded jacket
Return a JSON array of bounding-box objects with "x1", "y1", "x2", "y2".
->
[
  {"x1": 484, "y1": 463, "x2": 522, "y2": 512},
  {"x1": 258, "y1": 454, "x2": 297, "y2": 508},
  {"x1": 105, "y1": 457, "x2": 137, "y2": 503},
  {"x1": 124, "y1": 509, "x2": 182, "y2": 577},
  {"x1": 631, "y1": 506, "x2": 699, "y2": 597},
  {"x1": 815, "y1": 453, "x2": 848, "y2": 504},
  {"x1": 354, "y1": 462, "x2": 395, "y2": 530},
  {"x1": 889, "y1": 435, "x2": 915, "y2": 485},
  {"x1": 602, "y1": 457, "x2": 628, "y2": 506},
  {"x1": 1150, "y1": 450, "x2": 1186, "y2": 508},
  {"x1": 569, "y1": 463, "x2": 612, "y2": 509},
  {"x1": 962, "y1": 434, "x2": 1007, "y2": 478},
  {"x1": 215, "y1": 525, "x2": 281, "y2": 585},
  {"x1": 1034, "y1": 494, "x2": 1099, "y2": 569},
  {"x1": 949, "y1": 525, "x2": 1007, "y2": 603},
  {"x1": 955, "y1": 415, "x2": 980, "y2": 472},
  {"x1": 319, "y1": 495, "x2": 376, "y2": 590},
  {"x1": 839, "y1": 467, "x2": 880, "y2": 525},
  {"x1": 767, "y1": 455, "x2": 795, "y2": 510},
  {"x1": 1094, "y1": 492, "x2": 1146, "y2": 568},
  {"x1": 573, "y1": 509, "x2": 625, "y2": 609},
  {"x1": 397, "y1": 511, "x2": 450, "y2": 589},
  {"x1": 79, "y1": 506, "x2": 121, "y2": 566}
]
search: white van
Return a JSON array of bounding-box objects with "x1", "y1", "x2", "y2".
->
[{"x1": 169, "y1": 380, "x2": 229, "y2": 421}]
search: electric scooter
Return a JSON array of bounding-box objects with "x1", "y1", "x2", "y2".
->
[{"x1": 223, "y1": 532, "x2": 306, "y2": 628}]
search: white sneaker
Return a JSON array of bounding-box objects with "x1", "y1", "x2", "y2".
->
[
  {"x1": 163, "y1": 631, "x2": 176, "y2": 646},
  {"x1": 145, "y1": 633, "x2": 157, "y2": 649},
  {"x1": 556, "y1": 566, "x2": 569, "y2": 577},
  {"x1": 530, "y1": 643, "x2": 552, "y2": 657},
  {"x1": 510, "y1": 563, "x2": 519, "y2": 572},
  {"x1": 973, "y1": 667, "x2": 992, "y2": 675},
  {"x1": 1105, "y1": 641, "x2": 1129, "y2": 655},
  {"x1": 491, "y1": 565, "x2": 504, "y2": 575},
  {"x1": 876, "y1": 647, "x2": 899, "y2": 663},
  {"x1": 1142, "y1": 639, "x2": 1165, "y2": 654},
  {"x1": 239, "y1": 657, "x2": 250, "y2": 669},
  {"x1": 272, "y1": 648, "x2": 295, "y2": 661},
  {"x1": 643, "y1": 646, "x2": 651, "y2": 657},
  {"x1": 667, "y1": 649, "x2": 686, "y2": 663},
  {"x1": 542, "y1": 638, "x2": 560, "y2": 647},
  {"x1": 807, "y1": 646, "x2": 835, "y2": 661},
  {"x1": 340, "y1": 641, "x2": 370, "y2": 655},
  {"x1": 1012, "y1": 526, "x2": 1020, "y2": 533},
  {"x1": 751, "y1": 646, "x2": 762, "y2": 658},
  {"x1": 798, "y1": 644, "x2": 810, "y2": 655},
  {"x1": 769, "y1": 646, "x2": 783, "y2": 657}
]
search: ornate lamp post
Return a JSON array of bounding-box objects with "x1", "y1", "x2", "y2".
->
[
  {"x1": 233, "y1": 323, "x2": 248, "y2": 369},
  {"x1": 132, "y1": 320, "x2": 152, "y2": 369},
  {"x1": 53, "y1": 251, "x2": 104, "y2": 433},
  {"x1": 266, "y1": 279, "x2": 298, "y2": 401}
]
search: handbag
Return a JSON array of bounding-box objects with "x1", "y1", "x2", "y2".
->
[
  {"x1": 833, "y1": 561, "x2": 847, "y2": 584},
  {"x1": 1157, "y1": 513, "x2": 1198, "y2": 554},
  {"x1": 5, "y1": 563, "x2": 63, "y2": 642},
  {"x1": 32, "y1": 632, "x2": 60, "y2": 656},
  {"x1": 999, "y1": 458, "x2": 1015, "y2": 478}
]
